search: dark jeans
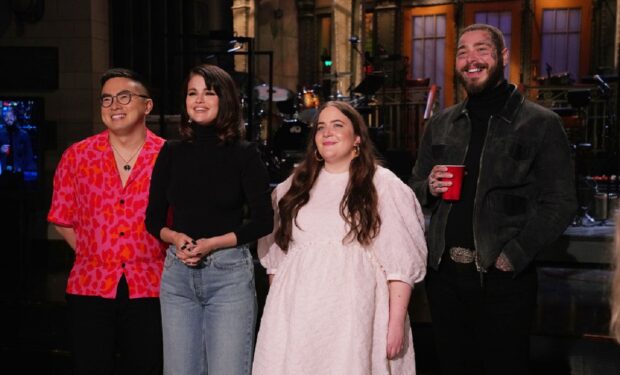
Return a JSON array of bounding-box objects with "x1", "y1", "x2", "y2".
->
[
  {"x1": 66, "y1": 275, "x2": 163, "y2": 375},
  {"x1": 425, "y1": 256, "x2": 537, "y2": 375}
]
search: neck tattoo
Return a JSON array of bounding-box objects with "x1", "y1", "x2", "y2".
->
[{"x1": 110, "y1": 141, "x2": 145, "y2": 171}]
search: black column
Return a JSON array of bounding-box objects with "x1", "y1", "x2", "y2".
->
[{"x1": 297, "y1": 0, "x2": 317, "y2": 88}]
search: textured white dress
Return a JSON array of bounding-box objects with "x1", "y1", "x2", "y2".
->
[{"x1": 253, "y1": 166, "x2": 428, "y2": 375}]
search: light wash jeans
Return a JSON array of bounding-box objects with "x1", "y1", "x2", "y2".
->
[{"x1": 160, "y1": 245, "x2": 257, "y2": 375}]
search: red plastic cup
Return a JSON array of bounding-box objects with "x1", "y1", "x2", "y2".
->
[{"x1": 442, "y1": 165, "x2": 465, "y2": 201}]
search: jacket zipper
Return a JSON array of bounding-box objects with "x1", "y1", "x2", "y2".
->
[
  {"x1": 473, "y1": 114, "x2": 493, "y2": 287},
  {"x1": 442, "y1": 110, "x2": 471, "y2": 265}
]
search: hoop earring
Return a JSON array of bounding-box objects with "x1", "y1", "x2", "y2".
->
[{"x1": 314, "y1": 149, "x2": 324, "y2": 162}]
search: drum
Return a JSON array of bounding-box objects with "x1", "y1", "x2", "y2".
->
[
  {"x1": 302, "y1": 89, "x2": 320, "y2": 109},
  {"x1": 273, "y1": 118, "x2": 310, "y2": 158},
  {"x1": 254, "y1": 84, "x2": 290, "y2": 102},
  {"x1": 298, "y1": 108, "x2": 317, "y2": 125},
  {"x1": 296, "y1": 88, "x2": 319, "y2": 125}
]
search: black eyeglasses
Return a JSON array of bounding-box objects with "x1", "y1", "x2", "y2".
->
[{"x1": 100, "y1": 91, "x2": 150, "y2": 108}]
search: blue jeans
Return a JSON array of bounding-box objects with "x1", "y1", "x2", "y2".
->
[{"x1": 160, "y1": 245, "x2": 257, "y2": 375}]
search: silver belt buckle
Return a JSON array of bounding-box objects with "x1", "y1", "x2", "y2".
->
[{"x1": 449, "y1": 246, "x2": 475, "y2": 264}]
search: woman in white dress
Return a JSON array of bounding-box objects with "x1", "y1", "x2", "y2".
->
[{"x1": 253, "y1": 101, "x2": 428, "y2": 374}]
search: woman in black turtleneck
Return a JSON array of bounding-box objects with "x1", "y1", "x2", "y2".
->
[{"x1": 145, "y1": 64, "x2": 273, "y2": 375}]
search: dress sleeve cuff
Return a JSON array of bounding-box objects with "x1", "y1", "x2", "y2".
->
[{"x1": 386, "y1": 273, "x2": 416, "y2": 288}]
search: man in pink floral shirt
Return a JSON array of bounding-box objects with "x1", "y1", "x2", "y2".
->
[{"x1": 48, "y1": 68, "x2": 165, "y2": 375}]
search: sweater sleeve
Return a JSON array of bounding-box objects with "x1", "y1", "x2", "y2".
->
[
  {"x1": 145, "y1": 141, "x2": 171, "y2": 239},
  {"x1": 233, "y1": 142, "x2": 275, "y2": 245}
]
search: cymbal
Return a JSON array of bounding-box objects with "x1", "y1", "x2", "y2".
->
[
  {"x1": 254, "y1": 84, "x2": 290, "y2": 102},
  {"x1": 581, "y1": 75, "x2": 619, "y2": 83}
]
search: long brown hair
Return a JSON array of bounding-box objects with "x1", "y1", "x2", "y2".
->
[
  {"x1": 179, "y1": 64, "x2": 242, "y2": 144},
  {"x1": 275, "y1": 101, "x2": 381, "y2": 250}
]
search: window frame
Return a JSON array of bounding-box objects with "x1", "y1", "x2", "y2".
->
[
  {"x1": 532, "y1": 0, "x2": 592, "y2": 83},
  {"x1": 463, "y1": 1, "x2": 522, "y2": 85},
  {"x1": 403, "y1": 5, "x2": 456, "y2": 106}
]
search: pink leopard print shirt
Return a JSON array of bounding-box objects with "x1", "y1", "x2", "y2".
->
[{"x1": 48, "y1": 130, "x2": 166, "y2": 299}]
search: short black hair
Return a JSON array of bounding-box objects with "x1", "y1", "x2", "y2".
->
[{"x1": 100, "y1": 68, "x2": 151, "y2": 96}]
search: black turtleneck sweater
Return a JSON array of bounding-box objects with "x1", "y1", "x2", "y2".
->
[
  {"x1": 145, "y1": 125, "x2": 274, "y2": 245},
  {"x1": 445, "y1": 80, "x2": 511, "y2": 250}
]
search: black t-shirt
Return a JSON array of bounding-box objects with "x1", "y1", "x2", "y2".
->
[{"x1": 145, "y1": 125, "x2": 274, "y2": 245}]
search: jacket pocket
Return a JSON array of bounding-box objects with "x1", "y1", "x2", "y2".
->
[
  {"x1": 489, "y1": 193, "x2": 528, "y2": 216},
  {"x1": 491, "y1": 136, "x2": 536, "y2": 183},
  {"x1": 508, "y1": 142, "x2": 532, "y2": 161}
]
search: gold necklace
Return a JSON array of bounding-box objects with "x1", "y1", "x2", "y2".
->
[{"x1": 110, "y1": 141, "x2": 145, "y2": 171}]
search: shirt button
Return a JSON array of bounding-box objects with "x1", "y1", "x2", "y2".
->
[
  {"x1": 120, "y1": 232, "x2": 125, "y2": 236},
  {"x1": 120, "y1": 199, "x2": 125, "y2": 205},
  {"x1": 121, "y1": 263, "x2": 125, "y2": 268}
]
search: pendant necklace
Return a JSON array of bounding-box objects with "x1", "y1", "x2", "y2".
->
[{"x1": 110, "y1": 141, "x2": 145, "y2": 171}]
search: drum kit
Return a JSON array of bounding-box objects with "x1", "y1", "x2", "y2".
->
[
  {"x1": 252, "y1": 77, "x2": 348, "y2": 147},
  {"x1": 250, "y1": 83, "x2": 321, "y2": 182},
  {"x1": 247, "y1": 83, "x2": 314, "y2": 182},
  {"x1": 249, "y1": 71, "x2": 386, "y2": 183}
]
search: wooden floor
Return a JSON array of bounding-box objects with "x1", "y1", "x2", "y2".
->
[{"x1": 2, "y1": 240, "x2": 620, "y2": 374}]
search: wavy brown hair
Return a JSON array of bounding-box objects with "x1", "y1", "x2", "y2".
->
[
  {"x1": 179, "y1": 64, "x2": 242, "y2": 144},
  {"x1": 275, "y1": 101, "x2": 381, "y2": 250}
]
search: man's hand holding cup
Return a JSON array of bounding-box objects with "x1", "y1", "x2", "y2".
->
[{"x1": 428, "y1": 165, "x2": 465, "y2": 201}]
